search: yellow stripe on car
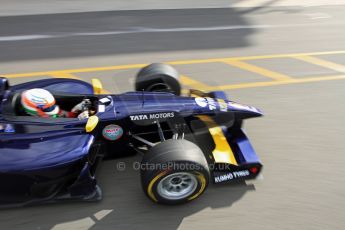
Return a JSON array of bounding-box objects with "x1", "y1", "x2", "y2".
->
[{"x1": 197, "y1": 115, "x2": 238, "y2": 165}]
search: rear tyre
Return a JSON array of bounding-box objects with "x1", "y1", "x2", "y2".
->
[
  {"x1": 141, "y1": 139, "x2": 209, "y2": 204},
  {"x1": 135, "y1": 63, "x2": 181, "y2": 95}
]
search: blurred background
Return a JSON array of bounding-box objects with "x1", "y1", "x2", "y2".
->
[{"x1": 1, "y1": 0, "x2": 345, "y2": 229}]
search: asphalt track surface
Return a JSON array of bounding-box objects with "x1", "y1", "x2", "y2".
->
[{"x1": 1, "y1": 4, "x2": 345, "y2": 230}]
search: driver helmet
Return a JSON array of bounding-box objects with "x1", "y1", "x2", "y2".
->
[{"x1": 21, "y1": 88, "x2": 59, "y2": 117}]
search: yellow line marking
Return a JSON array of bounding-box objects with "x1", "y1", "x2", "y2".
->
[
  {"x1": 226, "y1": 50, "x2": 345, "y2": 61},
  {"x1": 197, "y1": 115, "x2": 238, "y2": 165},
  {"x1": 181, "y1": 89, "x2": 190, "y2": 95},
  {"x1": 180, "y1": 75, "x2": 211, "y2": 90},
  {"x1": 223, "y1": 59, "x2": 292, "y2": 81},
  {"x1": 3, "y1": 50, "x2": 345, "y2": 78},
  {"x1": 100, "y1": 88, "x2": 111, "y2": 94},
  {"x1": 2, "y1": 64, "x2": 148, "y2": 78},
  {"x1": 58, "y1": 64, "x2": 147, "y2": 73},
  {"x1": 210, "y1": 75, "x2": 345, "y2": 91},
  {"x1": 3, "y1": 72, "x2": 52, "y2": 78},
  {"x1": 49, "y1": 72, "x2": 82, "y2": 80},
  {"x1": 294, "y1": 55, "x2": 345, "y2": 73},
  {"x1": 167, "y1": 58, "x2": 225, "y2": 65},
  {"x1": 168, "y1": 50, "x2": 345, "y2": 65}
]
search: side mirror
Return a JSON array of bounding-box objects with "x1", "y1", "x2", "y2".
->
[
  {"x1": 85, "y1": 115, "x2": 99, "y2": 133},
  {"x1": 0, "y1": 77, "x2": 10, "y2": 101}
]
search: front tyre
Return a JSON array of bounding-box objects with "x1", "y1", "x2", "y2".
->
[
  {"x1": 141, "y1": 139, "x2": 209, "y2": 204},
  {"x1": 135, "y1": 63, "x2": 181, "y2": 95}
]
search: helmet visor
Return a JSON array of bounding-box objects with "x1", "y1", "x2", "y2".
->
[{"x1": 41, "y1": 104, "x2": 57, "y2": 112}]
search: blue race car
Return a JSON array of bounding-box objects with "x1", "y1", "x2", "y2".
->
[{"x1": 0, "y1": 63, "x2": 263, "y2": 207}]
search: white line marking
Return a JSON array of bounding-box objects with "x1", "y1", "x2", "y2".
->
[
  {"x1": 0, "y1": 34, "x2": 54, "y2": 41},
  {"x1": 305, "y1": 13, "x2": 332, "y2": 20},
  {"x1": 0, "y1": 22, "x2": 343, "y2": 42},
  {"x1": 234, "y1": 0, "x2": 345, "y2": 7},
  {"x1": 51, "y1": 209, "x2": 113, "y2": 230},
  {"x1": 93, "y1": 209, "x2": 113, "y2": 221}
]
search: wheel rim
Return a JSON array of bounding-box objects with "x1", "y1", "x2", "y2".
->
[
  {"x1": 146, "y1": 83, "x2": 171, "y2": 92},
  {"x1": 157, "y1": 172, "x2": 198, "y2": 200}
]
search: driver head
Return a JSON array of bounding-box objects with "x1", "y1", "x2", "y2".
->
[{"x1": 21, "y1": 88, "x2": 59, "y2": 117}]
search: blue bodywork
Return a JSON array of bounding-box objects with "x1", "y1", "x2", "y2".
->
[{"x1": 0, "y1": 77, "x2": 263, "y2": 207}]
